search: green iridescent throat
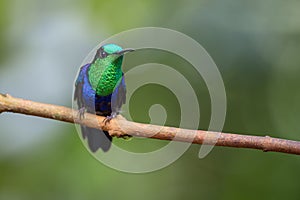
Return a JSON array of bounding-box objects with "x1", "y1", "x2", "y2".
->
[{"x1": 88, "y1": 56, "x2": 123, "y2": 96}]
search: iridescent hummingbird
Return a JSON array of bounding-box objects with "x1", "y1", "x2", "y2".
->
[{"x1": 74, "y1": 44, "x2": 134, "y2": 152}]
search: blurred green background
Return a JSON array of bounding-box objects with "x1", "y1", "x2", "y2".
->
[{"x1": 1, "y1": 0, "x2": 300, "y2": 199}]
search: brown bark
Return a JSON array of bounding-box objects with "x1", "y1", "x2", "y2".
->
[{"x1": 1, "y1": 93, "x2": 300, "y2": 155}]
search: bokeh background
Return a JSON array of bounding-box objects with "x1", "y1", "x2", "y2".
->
[{"x1": 1, "y1": 0, "x2": 300, "y2": 199}]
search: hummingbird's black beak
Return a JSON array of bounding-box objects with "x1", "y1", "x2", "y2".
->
[{"x1": 115, "y1": 48, "x2": 135, "y2": 55}]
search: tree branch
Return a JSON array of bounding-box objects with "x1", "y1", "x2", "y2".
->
[{"x1": 1, "y1": 93, "x2": 300, "y2": 155}]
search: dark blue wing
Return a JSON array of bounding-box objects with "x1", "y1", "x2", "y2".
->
[
  {"x1": 74, "y1": 64, "x2": 90, "y2": 110},
  {"x1": 74, "y1": 63, "x2": 112, "y2": 152}
]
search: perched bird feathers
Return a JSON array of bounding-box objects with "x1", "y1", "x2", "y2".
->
[{"x1": 74, "y1": 44, "x2": 133, "y2": 152}]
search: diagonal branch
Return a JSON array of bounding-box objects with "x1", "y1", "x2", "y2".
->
[{"x1": 1, "y1": 93, "x2": 300, "y2": 155}]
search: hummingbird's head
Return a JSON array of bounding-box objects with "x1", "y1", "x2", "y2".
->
[{"x1": 93, "y1": 44, "x2": 134, "y2": 62}]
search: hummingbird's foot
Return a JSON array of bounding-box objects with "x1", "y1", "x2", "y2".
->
[
  {"x1": 78, "y1": 107, "x2": 86, "y2": 120},
  {"x1": 103, "y1": 112, "x2": 117, "y2": 125}
]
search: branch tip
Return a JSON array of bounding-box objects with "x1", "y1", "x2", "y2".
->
[
  {"x1": 0, "y1": 93, "x2": 6, "y2": 113},
  {"x1": 0, "y1": 93, "x2": 11, "y2": 98}
]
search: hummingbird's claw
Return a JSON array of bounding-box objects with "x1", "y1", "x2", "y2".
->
[
  {"x1": 103, "y1": 112, "x2": 117, "y2": 125},
  {"x1": 78, "y1": 107, "x2": 86, "y2": 120}
]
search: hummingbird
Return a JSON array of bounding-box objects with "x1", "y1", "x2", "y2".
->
[{"x1": 74, "y1": 44, "x2": 134, "y2": 152}]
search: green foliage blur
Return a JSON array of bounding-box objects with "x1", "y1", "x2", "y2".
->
[{"x1": 1, "y1": 0, "x2": 300, "y2": 200}]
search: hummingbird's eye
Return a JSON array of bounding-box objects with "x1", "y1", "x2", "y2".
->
[{"x1": 100, "y1": 51, "x2": 108, "y2": 58}]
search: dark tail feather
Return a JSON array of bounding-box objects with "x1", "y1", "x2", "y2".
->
[{"x1": 80, "y1": 126, "x2": 112, "y2": 152}]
